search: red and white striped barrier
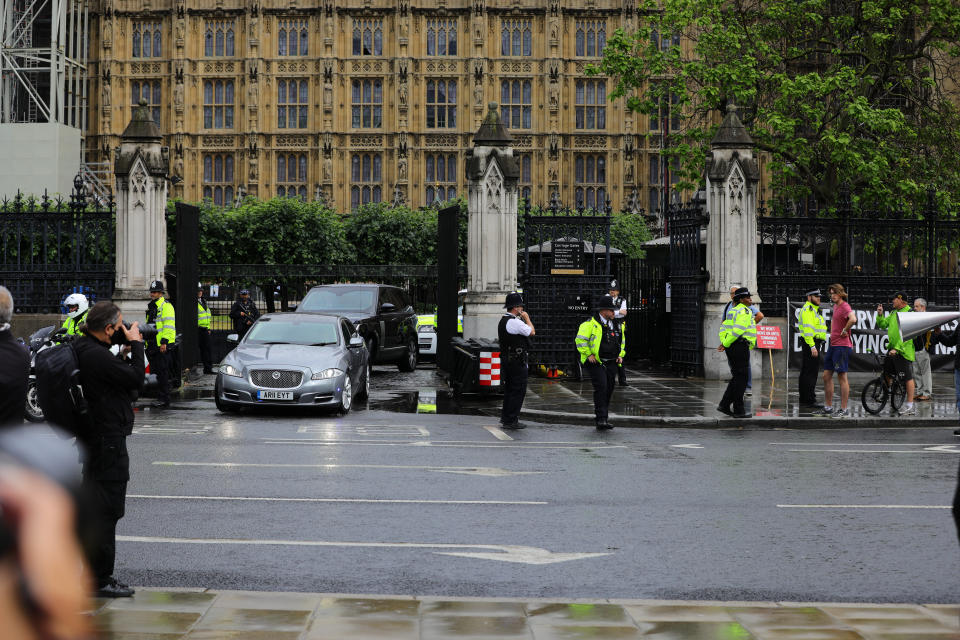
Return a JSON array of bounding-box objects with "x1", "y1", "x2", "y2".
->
[{"x1": 478, "y1": 351, "x2": 501, "y2": 386}]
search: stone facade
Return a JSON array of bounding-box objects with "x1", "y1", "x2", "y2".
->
[{"x1": 87, "y1": 0, "x2": 672, "y2": 212}]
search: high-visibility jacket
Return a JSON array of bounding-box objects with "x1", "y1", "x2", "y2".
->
[
  {"x1": 719, "y1": 302, "x2": 757, "y2": 348},
  {"x1": 198, "y1": 300, "x2": 212, "y2": 329},
  {"x1": 798, "y1": 301, "x2": 827, "y2": 347},
  {"x1": 61, "y1": 309, "x2": 87, "y2": 335},
  {"x1": 876, "y1": 306, "x2": 915, "y2": 361},
  {"x1": 150, "y1": 297, "x2": 177, "y2": 347},
  {"x1": 575, "y1": 316, "x2": 625, "y2": 364}
]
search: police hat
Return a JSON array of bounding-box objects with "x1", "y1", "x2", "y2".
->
[
  {"x1": 239, "y1": 288, "x2": 250, "y2": 295},
  {"x1": 503, "y1": 292, "x2": 524, "y2": 309},
  {"x1": 608, "y1": 279, "x2": 620, "y2": 292},
  {"x1": 891, "y1": 291, "x2": 909, "y2": 303},
  {"x1": 197, "y1": 282, "x2": 203, "y2": 290},
  {"x1": 732, "y1": 287, "x2": 752, "y2": 301},
  {"x1": 149, "y1": 279, "x2": 165, "y2": 293},
  {"x1": 596, "y1": 295, "x2": 618, "y2": 311},
  {"x1": 805, "y1": 288, "x2": 822, "y2": 297}
]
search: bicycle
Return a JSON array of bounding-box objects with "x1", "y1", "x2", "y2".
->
[{"x1": 860, "y1": 352, "x2": 907, "y2": 415}]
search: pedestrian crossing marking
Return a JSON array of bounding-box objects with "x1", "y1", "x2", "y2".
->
[{"x1": 296, "y1": 424, "x2": 430, "y2": 437}]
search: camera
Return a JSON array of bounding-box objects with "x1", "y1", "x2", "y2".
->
[{"x1": 111, "y1": 321, "x2": 158, "y2": 345}]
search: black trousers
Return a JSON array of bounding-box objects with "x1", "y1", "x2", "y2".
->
[
  {"x1": 720, "y1": 340, "x2": 750, "y2": 414},
  {"x1": 799, "y1": 342, "x2": 821, "y2": 405},
  {"x1": 148, "y1": 347, "x2": 170, "y2": 403},
  {"x1": 81, "y1": 436, "x2": 129, "y2": 586},
  {"x1": 586, "y1": 359, "x2": 618, "y2": 422},
  {"x1": 500, "y1": 359, "x2": 528, "y2": 425},
  {"x1": 198, "y1": 328, "x2": 213, "y2": 372}
]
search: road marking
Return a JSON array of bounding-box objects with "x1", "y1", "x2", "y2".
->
[
  {"x1": 485, "y1": 426, "x2": 514, "y2": 441},
  {"x1": 770, "y1": 442, "x2": 956, "y2": 446},
  {"x1": 261, "y1": 439, "x2": 626, "y2": 450},
  {"x1": 671, "y1": 444, "x2": 703, "y2": 449},
  {"x1": 152, "y1": 461, "x2": 547, "y2": 477},
  {"x1": 128, "y1": 494, "x2": 547, "y2": 505},
  {"x1": 778, "y1": 504, "x2": 952, "y2": 509},
  {"x1": 133, "y1": 427, "x2": 210, "y2": 435},
  {"x1": 786, "y1": 448, "x2": 959, "y2": 454},
  {"x1": 296, "y1": 425, "x2": 430, "y2": 437},
  {"x1": 116, "y1": 535, "x2": 611, "y2": 565}
]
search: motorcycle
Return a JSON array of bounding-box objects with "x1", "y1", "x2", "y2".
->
[{"x1": 24, "y1": 325, "x2": 158, "y2": 423}]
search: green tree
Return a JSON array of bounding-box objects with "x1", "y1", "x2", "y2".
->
[{"x1": 593, "y1": 0, "x2": 960, "y2": 207}]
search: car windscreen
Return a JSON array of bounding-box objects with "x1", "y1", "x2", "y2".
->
[
  {"x1": 243, "y1": 317, "x2": 340, "y2": 346},
  {"x1": 299, "y1": 288, "x2": 377, "y2": 314}
]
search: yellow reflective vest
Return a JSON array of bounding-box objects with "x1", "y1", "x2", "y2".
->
[
  {"x1": 575, "y1": 316, "x2": 625, "y2": 364},
  {"x1": 150, "y1": 297, "x2": 177, "y2": 347},
  {"x1": 61, "y1": 310, "x2": 87, "y2": 335},
  {"x1": 719, "y1": 303, "x2": 757, "y2": 348},
  {"x1": 798, "y1": 301, "x2": 827, "y2": 347},
  {"x1": 198, "y1": 300, "x2": 212, "y2": 329}
]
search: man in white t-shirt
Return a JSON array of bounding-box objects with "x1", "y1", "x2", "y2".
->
[{"x1": 609, "y1": 280, "x2": 628, "y2": 385}]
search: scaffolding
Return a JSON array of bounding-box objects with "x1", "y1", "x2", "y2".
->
[{"x1": 1, "y1": 0, "x2": 87, "y2": 129}]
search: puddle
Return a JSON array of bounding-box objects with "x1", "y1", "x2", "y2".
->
[
  {"x1": 174, "y1": 389, "x2": 216, "y2": 401},
  {"x1": 366, "y1": 389, "x2": 487, "y2": 415}
]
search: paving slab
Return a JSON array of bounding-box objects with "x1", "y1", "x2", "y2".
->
[{"x1": 91, "y1": 590, "x2": 960, "y2": 639}]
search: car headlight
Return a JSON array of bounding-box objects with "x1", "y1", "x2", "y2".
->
[
  {"x1": 220, "y1": 364, "x2": 242, "y2": 378},
  {"x1": 312, "y1": 368, "x2": 344, "y2": 380},
  {"x1": 418, "y1": 325, "x2": 436, "y2": 333}
]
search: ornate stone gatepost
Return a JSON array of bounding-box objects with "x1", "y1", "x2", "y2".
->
[
  {"x1": 462, "y1": 103, "x2": 521, "y2": 339},
  {"x1": 703, "y1": 105, "x2": 761, "y2": 379},
  {"x1": 112, "y1": 101, "x2": 169, "y2": 318}
]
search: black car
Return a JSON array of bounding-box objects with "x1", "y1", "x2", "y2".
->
[{"x1": 295, "y1": 284, "x2": 418, "y2": 371}]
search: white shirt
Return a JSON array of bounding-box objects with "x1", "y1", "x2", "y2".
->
[
  {"x1": 504, "y1": 314, "x2": 533, "y2": 336},
  {"x1": 615, "y1": 298, "x2": 627, "y2": 318}
]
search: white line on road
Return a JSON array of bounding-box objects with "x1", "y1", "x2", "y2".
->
[
  {"x1": 484, "y1": 426, "x2": 514, "y2": 441},
  {"x1": 116, "y1": 535, "x2": 611, "y2": 565},
  {"x1": 786, "y1": 448, "x2": 959, "y2": 454},
  {"x1": 778, "y1": 504, "x2": 952, "y2": 509},
  {"x1": 671, "y1": 444, "x2": 703, "y2": 449},
  {"x1": 260, "y1": 438, "x2": 625, "y2": 450},
  {"x1": 128, "y1": 494, "x2": 547, "y2": 505},
  {"x1": 770, "y1": 442, "x2": 956, "y2": 446},
  {"x1": 152, "y1": 461, "x2": 546, "y2": 477}
]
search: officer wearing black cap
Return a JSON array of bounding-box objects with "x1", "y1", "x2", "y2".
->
[
  {"x1": 146, "y1": 279, "x2": 176, "y2": 409},
  {"x1": 608, "y1": 279, "x2": 628, "y2": 385},
  {"x1": 498, "y1": 292, "x2": 535, "y2": 429},
  {"x1": 229, "y1": 287, "x2": 260, "y2": 339},
  {"x1": 575, "y1": 295, "x2": 625, "y2": 430},
  {"x1": 717, "y1": 287, "x2": 756, "y2": 419},
  {"x1": 197, "y1": 283, "x2": 213, "y2": 374}
]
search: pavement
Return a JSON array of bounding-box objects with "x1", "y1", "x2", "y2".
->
[
  {"x1": 107, "y1": 364, "x2": 959, "y2": 638},
  {"x1": 93, "y1": 589, "x2": 960, "y2": 639}
]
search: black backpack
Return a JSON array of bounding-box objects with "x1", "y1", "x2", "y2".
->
[{"x1": 35, "y1": 342, "x2": 91, "y2": 439}]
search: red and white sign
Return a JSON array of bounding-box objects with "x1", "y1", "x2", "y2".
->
[
  {"x1": 478, "y1": 351, "x2": 501, "y2": 386},
  {"x1": 756, "y1": 325, "x2": 783, "y2": 350}
]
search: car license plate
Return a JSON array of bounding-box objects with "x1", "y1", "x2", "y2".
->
[{"x1": 257, "y1": 390, "x2": 294, "y2": 401}]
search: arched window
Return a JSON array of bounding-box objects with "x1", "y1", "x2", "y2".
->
[
  {"x1": 202, "y1": 154, "x2": 235, "y2": 207},
  {"x1": 501, "y1": 19, "x2": 531, "y2": 56},
  {"x1": 277, "y1": 153, "x2": 307, "y2": 201},
  {"x1": 277, "y1": 79, "x2": 308, "y2": 129},
  {"x1": 351, "y1": 153, "x2": 382, "y2": 209},
  {"x1": 203, "y1": 80, "x2": 234, "y2": 129},
  {"x1": 205, "y1": 20, "x2": 235, "y2": 57},
  {"x1": 351, "y1": 79, "x2": 383, "y2": 128},
  {"x1": 424, "y1": 153, "x2": 457, "y2": 206},
  {"x1": 500, "y1": 79, "x2": 532, "y2": 129},
  {"x1": 426, "y1": 79, "x2": 457, "y2": 128},
  {"x1": 575, "y1": 80, "x2": 606, "y2": 130},
  {"x1": 132, "y1": 22, "x2": 162, "y2": 58},
  {"x1": 575, "y1": 154, "x2": 607, "y2": 212}
]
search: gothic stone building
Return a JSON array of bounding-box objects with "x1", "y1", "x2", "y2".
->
[{"x1": 90, "y1": 0, "x2": 676, "y2": 213}]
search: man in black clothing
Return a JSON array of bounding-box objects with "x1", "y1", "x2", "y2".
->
[
  {"x1": 576, "y1": 296, "x2": 625, "y2": 430},
  {"x1": 73, "y1": 301, "x2": 144, "y2": 598},
  {"x1": 608, "y1": 280, "x2": 628, "y2": 386},
  {"x1": 498, "y1": 292, "x2": 535, "y2": 429},
  {"x1": 0, "y1": 286, "x2": 29, "y2": 428},
  {"x1": 229, "y1": 288, "x2": 260, "y2": 339}
]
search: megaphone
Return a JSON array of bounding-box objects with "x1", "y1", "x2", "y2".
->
[{"x1": 897, "y1": 311, "x2": 960, "y2": 342}]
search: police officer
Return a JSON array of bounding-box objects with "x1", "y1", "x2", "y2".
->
[
  {"x1": 61, "y1": 292, "x2": 89, "y2": 336},
  {"x1": 576, "y1": 295, "x2": 625, "y2": 430},
  {"x1": 608, "y1": 279, "x2": 628, "y2": 386},
  {"x1": 798, "y1": 288, "x2": 827, "y2": 408},
  {"x1": 498, "y1": 292, "x2": 535, "y2": 429},
  {"x1": 717, "y1": 287, "x2": 756, "y2": 419},
  {"x1": 230, "y1": 288, "x2": 260, "y2": 339},
  {"x1": 197, "y1": 283, "x2": 213, "y2": 374},
  {"x1": 146, "y1": 280, "x2": 176, "y2": 409}
]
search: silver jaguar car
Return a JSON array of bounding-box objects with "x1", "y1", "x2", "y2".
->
[{"x1": 214, "y1": 312, "x2": 371, "y2": 414}]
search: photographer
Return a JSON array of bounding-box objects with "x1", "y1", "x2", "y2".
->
[
  {"x1": 73, "y1": 302, "x2": 143, "y2": 598},
  {"x1": 0, "y1": 286, "x2": 29, "y2": 428}
]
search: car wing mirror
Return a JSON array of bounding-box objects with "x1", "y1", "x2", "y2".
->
[
  {"x1": 289, "y1": 304, "x2": 297, "y2": 311},
  {"x1": 226, "y1": 333, "x2": 239, "y2": 343},
  {"x1": 380, "y1": 302, "x2": 396, "y2": 312},
  {"x1": 349, "y1": 336, "x2": 364, "y2": 348}
]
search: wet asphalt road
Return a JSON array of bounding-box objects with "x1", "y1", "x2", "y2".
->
[{"x1": 112, "y1": 365, "x2": 960, "y2": 603}]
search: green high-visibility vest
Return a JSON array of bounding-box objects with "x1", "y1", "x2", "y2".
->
[
  {"x1": 719, "y1": 303, "x2": 756, "y2": 348},
  {"x1": 798, "y1": 301, "x2": 827, "y2": 347},
  {"x1": 151, "y1": 297, "x2": 177, "y2": 346},
  {"x1": 198, "y1": 301, "x2": 212, "y2": 329}
]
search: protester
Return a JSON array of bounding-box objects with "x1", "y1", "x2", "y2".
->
[
  {"x1": 821, "y1": 284, "x2": 856, "y2": 418},
  {"x1": 73, "y1": 302, "x2": 144, "y2": 598},
  {"x1": 876, "y1": 292, "x2": 916, "y2": 415},
  {"x1": 0, "y1": 286, "x2": 30, "y2": 428},
  {"x1": 911, "y1": 297, "x2": 934, "y2": 401},
  {"x1": 498, "y1": 292, "x2": 534, "y2": 430}
]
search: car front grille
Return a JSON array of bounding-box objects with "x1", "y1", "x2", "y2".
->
[{"x1": 251, "y1": 369, "x2": 303, "y2": 388}]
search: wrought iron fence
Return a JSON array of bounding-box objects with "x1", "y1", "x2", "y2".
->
[
  {"x1": 0, "y1": 181, "x2": 116, "y2": 313},
  {"x1": 758, "y1": 188, "x2": 960, "y2": 313},
  {"x1": 618, "y1": 257, "x2": 669, "y2": 363},
  {"x1": 519, "y1": 194, "x2": 614, "y2": 371},
  {"x1": 667, "y1": 198, "x2": 709, "y2": 376}
]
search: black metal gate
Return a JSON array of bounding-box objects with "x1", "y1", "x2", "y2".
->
[
  {"x1": 0, "y1": 180, "x2": 116, "y2": 313},
  {"x1": 519, "y1": 196, "x2": 613, "y2": 372},
  {"x1": 619, "y1": 257, "x2": 669, "y2": 363},
  {"x1": 667, "y1": 199, "x2": 709, "y2": 376}
]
